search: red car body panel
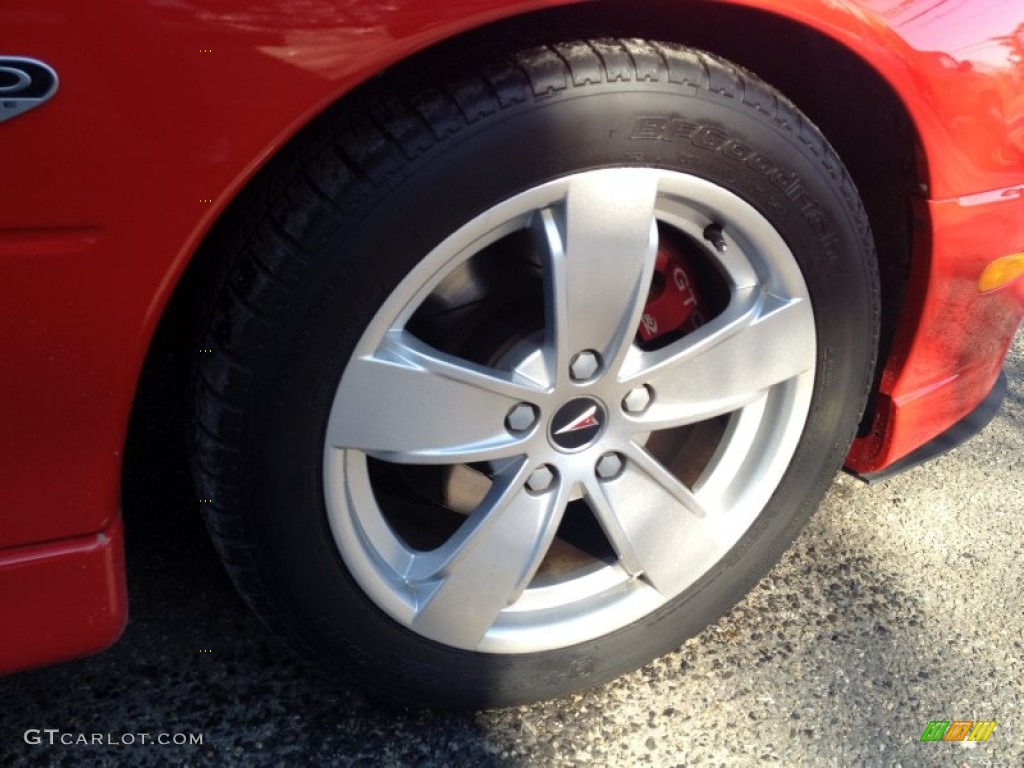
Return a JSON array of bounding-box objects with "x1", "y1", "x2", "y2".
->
[
  {"x1": 0, "y1": 521, "x2": 125, "y2": 672},
  {"x1": 0, "y1": 0, "x2": 1021, "y2": 672}
]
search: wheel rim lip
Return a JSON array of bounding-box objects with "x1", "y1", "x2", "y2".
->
[{"x1": 323, "y1": 168, "x2": 816, "y2": 654}]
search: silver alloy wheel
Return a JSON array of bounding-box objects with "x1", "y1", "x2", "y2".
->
[{"x1": 323, "y1": 169, "x2": 816, "y2": 654}]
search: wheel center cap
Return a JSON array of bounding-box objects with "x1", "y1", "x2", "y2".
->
[{"x1": 549, "y1": 397, "x2": 606, "y2": 452}]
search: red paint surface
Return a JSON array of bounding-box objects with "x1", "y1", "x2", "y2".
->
[
  {"x1": 0, "y1": 0, "x2": 1022, "y2": 668},
  {"x1": 0, "y1": 520, "x2": 126, "y2": 675},
  {"x1": 737, "y1": 0, "x2": 1024, "y2": 199},
  {"x1": 848, "y1": 190, "x2": 1024, "y2": 471}
]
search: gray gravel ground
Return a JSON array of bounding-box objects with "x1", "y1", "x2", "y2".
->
[{"x1": 1, "y1": 329, "x2": 1021, "y2": 767}]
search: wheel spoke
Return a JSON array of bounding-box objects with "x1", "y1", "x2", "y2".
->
[
  {"x1": 537, "y1": 170, "x2": 660, "y2": 381},
  {"x1": 623, "y1": 288, "x2": 814, "y2": 430},
  {"x1": 407, "y1": 461, "x2": 567, "y2": 648},
  {"x1": 327, "y1": 330, "x2": 545, "y2": 464},
  {"x1": 585, "y1": 446, "x2": 716, "y2": 597},
  {"x1": 694, "y1": 393, "x2": 769, "y2": 506}
]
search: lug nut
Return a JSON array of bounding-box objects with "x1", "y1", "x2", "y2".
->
[
  {"x1": 596, "y1": 452, "x2": 624, "y2": 480},
  {"x1": 505, "y1": 403, "x2": 538, "y2": 433},
  {"x1": 622, "y1": 384, "x2": 653, "y2": 413},
  {"x1": 570, "y1": 350, "x2": 601, "y2": 381},
  {"x1": 526, "y1": 465, "x2": 556, "y2": 492}
]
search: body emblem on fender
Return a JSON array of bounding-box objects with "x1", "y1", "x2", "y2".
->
[{"x1": 0, "y1": 58, "x2": 59, "y2": 124}]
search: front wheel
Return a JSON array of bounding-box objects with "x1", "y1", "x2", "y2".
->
[{"x1": 191, "y1": 39, "x2": 878, "y2": 707}]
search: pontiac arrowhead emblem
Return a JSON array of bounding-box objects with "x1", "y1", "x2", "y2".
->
[
  {"x1": 554, "y1": 405, "x2": 599, "y2": 435},
  {"x1": 549, "y1": 398, "x2": 607, "y2": 452}
]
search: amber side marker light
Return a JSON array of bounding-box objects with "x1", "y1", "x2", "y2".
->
[{"x1": 978, "y1": 252, "x2": 1024, "y2": 293}]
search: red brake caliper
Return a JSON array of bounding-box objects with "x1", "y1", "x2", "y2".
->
[{"x1": 637, "y1": 236, "x2": 704, "y2": 343}]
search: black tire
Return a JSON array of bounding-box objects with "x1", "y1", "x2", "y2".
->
[{"x1": 191, "y1": 39, "x2": 879, "y2": 708}]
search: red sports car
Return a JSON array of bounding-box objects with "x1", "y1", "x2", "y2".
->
[{"x1": 2, "y1": 0, "x2": 1022, "y2": 707}]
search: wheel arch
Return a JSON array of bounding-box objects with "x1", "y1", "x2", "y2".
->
[{"x1": 128, "y1": 0, "x2": 926, "y2": 483}]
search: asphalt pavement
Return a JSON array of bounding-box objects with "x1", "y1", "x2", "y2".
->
[{"x1": 1, "y1": 330, "x2": 1021, "y2": 767}]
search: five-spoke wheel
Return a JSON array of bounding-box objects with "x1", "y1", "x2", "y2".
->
[
  {"x1": 324, "y1": 169, "x2": 817, "y2": 653},
  {"x1": 191, "y1": 39, "x2": 877, "y2": 707}
]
